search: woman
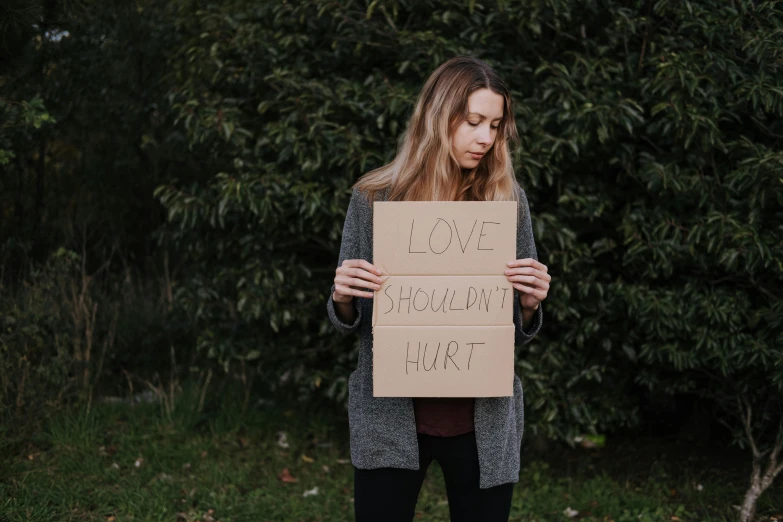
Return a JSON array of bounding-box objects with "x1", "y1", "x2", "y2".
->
[{"x1": 327, "y1": 55, "x2": 551, "y2": 522}]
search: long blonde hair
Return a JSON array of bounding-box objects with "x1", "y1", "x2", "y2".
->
[{"x1": 354, "y1": 55, "x2": 520, "y2": 202}]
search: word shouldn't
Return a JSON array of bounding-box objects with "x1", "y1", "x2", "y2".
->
[
  {"x1": 405, "y1": 340, "x2": 485, "y2": 374},
  {"x1": 382, "y1": 285, "x2": 510, "y2": 314}
]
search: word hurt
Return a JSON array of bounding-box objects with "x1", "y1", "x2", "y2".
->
[{"x1": 405, "y1": 340, "x2": 485, "y2": 374}]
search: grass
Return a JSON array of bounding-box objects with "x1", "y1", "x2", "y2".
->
[{"x1": 1, "y1": 385, "x2": 780, "y2": 522}]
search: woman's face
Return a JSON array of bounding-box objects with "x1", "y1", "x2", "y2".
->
[{"x1": 451, "y1": 88, "x2": 505, "y2": 170}]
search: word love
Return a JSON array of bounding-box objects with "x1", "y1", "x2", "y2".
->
[
  {"x1": 382, "y1": 284, "x2": 510, "y2": 315},
  {"x1": 405, "y1": 340, "x2": 485, "y2": 374},
  {"x1": 408, "y1": 218, "x2": 500, "y2": 255}
]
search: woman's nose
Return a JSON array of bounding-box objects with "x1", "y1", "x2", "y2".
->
[{"x1": 477, "y1": 126, "x2": 492, "y2": 144}]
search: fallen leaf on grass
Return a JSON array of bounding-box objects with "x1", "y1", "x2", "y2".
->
[
  {"x1": 303, "y1": 486, "x2": 319, "y2": 497},
  {"x1": 671, "y1": 517, "x2": 681, "y2": 521},
  {"x1": 154, "y1": 472, "x2": 173, "y2": 483},
  {"x1": 277, "y1": 431, "x2": 290, "y2": 449},
  {"x1": 134, "y1": 457, "x2": 144, "y2": 468},
  {"x1": 301, "y1": 454, "x2": 314, "y2": 463},
  {"x1": 107, "y1": 517, "x2": 116, "y2": 521},
  {"x1": 563, "y1": 507, "x2": 579, "y2": 518},
  {"x1": 279, "y1": 468, "x2": 298, "y2": 483},
  {"x1": 336, "y1": 459, "x2": 350, "y2": 464},
  {"x1": 98, "y1": 446, "x2": 117, "y2": 457},
  {"x1": 322, "y1": 465, "x2": 330, "y2": 473}
]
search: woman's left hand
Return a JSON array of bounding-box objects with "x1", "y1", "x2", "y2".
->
[{"x1": 504, "y1": 258, "x2": 550, "y2": 309}]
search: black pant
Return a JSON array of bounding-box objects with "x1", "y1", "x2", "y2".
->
[{"x1": 353, "y1": 430, "x2": 514, "y2": 522}]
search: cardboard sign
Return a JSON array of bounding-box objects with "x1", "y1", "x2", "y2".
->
[{"x1": 373, "y1": 201, "x2": 517, "y2": 397}]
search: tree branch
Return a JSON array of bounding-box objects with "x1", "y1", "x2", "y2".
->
[{"x1": 739, "y1": 395, "x2": 760, "y2": 459}]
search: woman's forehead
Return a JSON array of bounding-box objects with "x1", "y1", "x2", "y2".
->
[{"x1": 467, "y1": 89, "x2": 504, "y2": 120}]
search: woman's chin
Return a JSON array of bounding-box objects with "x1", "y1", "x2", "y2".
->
[{"x1": 458, "y1": 156, "x2": 481, "y2": 167}]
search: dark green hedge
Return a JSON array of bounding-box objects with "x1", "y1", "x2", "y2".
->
[
  {"x1": 152, "y1": 0, "x2": 782, "y2": 445},
  {"x1": 2, "y1": 0, "x2": 781, "y2": 452}
]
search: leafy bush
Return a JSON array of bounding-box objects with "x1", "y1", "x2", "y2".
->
[
  {"x1": 0, "y1": 245, "x2": 187, "y2": 437},
  {"x1": 0, "y1": 248, "x2": 79, "y2": 428},
  {"x1": 155, "y1": 2, "x2": 782, "y2": 515}
]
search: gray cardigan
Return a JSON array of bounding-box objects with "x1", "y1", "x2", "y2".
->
[{"x1": 327, "y1": 186, "x2": 543, "y2": 489}]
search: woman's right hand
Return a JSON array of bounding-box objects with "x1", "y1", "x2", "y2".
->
[{"x1": 333, "y1": 259, "x2": 383, "y2": 303}]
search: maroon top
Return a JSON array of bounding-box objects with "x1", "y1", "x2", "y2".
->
[{"x1": 413, "y1": 397, "x2": 475, "y2": 436}]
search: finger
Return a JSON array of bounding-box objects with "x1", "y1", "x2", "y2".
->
[
  {"x1": 509, "y1": 258, "x2": 548, "y2": 273},
  {"x1": 509, "y1": 276, "x2": 550, "y2": 291},
  {"x1": 507, "y1": 274, "x2": 538, "y2": 286},
  {"x1": 343, "y1": 259, "x2": 383, "y2": 276},
  {"x1": 338, "y1": 288, "x2": 374, "y2": 299},
  {"x1": 339, "y1": 267, "x2": 383, "y2": 284},
  {"x1": 358, "y1": 259, "x2": 383, "y2": 276},
  {"x1": 511, "y1": 283, "x2": 547, "y2": 300},
  {"x1": 335, "y1": 275, "x2": 381, "y2": 291},
  {"x1": 335, "y1": 285, "x2": 374, "y2": 299},
  {"x1": 507, "y1": 258, "x2": 548, "y2": 273},
  {"x1": 505, "y1": 266, "x2": 550, "y2": 281}
]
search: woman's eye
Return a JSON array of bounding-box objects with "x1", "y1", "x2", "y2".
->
[{"x1": 468, "y1": 122, "x2": 500, "y2": 130}]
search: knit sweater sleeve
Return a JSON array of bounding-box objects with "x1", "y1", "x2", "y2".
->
[
  {"x1": 326, "y1": 188, "x2": 368, "y2": 335},
  {"x1": 513, "y1": 187, "x2": 544, "y2": 345}
]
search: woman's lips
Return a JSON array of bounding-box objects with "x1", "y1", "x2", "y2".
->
[{"x1": 469, "y1": 152, "x2": 484, "y2": 159}]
